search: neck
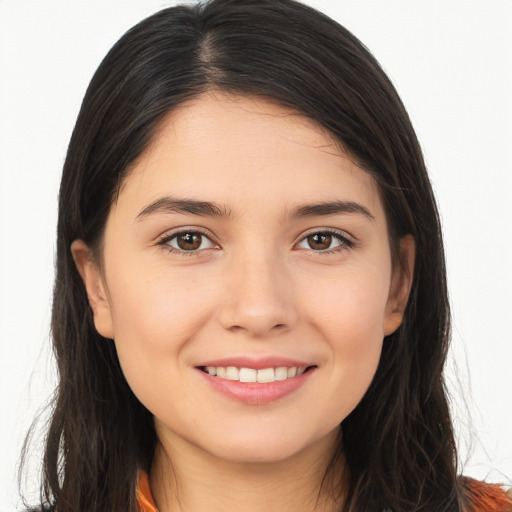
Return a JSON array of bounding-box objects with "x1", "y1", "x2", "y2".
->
[{"x1": 149, "y1": 429, "x2": 347, "y2": 512}]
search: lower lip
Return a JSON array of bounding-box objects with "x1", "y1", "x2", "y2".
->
[{"x1": 196, "y1": 368, "x2": 315, "y2": 405}]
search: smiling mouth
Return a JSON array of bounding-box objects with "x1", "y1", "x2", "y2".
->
[{"x1": 199, "y1": 365, "x2": 316, "y2": 383}]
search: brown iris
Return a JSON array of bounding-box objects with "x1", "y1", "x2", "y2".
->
[
  {"x1": 176, "y1": 233, "x2": 202, "y2": 250},
  {"x1": 307, "y1": 233, "x2": 332, "y2": 250}
]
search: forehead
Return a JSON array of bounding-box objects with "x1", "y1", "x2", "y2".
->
[
  {"x1": 118, "y1": 92, "x2": 383, "y2": 218},
  {"x1": 155, "y1": 92, "x2": 339, "y2": 150}
]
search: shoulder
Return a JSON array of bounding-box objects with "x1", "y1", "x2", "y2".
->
[{"x1": 460, "y1": 476, "x2": 512, "y2": 512}]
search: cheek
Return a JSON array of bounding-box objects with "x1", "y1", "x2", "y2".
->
[
  {"x1": 104, "y1": 262, "x2": 217, "y2": 403},
  {"x1": 302, "y1": 265, "x2": 390, "y2": 417},
  {"x1": 108, "y1": 258, "x2": 217, "y2": 342},
  {"x1": 306, "y1": 264, "x2": 391, "y2": 342}
]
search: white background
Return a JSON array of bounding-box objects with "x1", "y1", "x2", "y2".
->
[{"x1": 1, "y1": 1, "x2": 511, "y2": 510}]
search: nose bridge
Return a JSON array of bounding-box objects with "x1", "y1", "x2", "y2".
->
[{"x1": 218, "y1": 244, "x2": 297, "y2": 336}]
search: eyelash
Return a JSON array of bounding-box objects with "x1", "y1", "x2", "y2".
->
[{"x1": 156, "y1": 228, "x2": 355, "y2": 256}]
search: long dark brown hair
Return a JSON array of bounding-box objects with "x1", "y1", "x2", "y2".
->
[{"x1": 21, "y1": 0, "x2": 467, "y2": 510}]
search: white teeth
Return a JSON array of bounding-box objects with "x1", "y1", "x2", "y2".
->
[
  {"x1": 203, "y1": 365, "x2": 309, "y2": 382},
  {"x1": 287, "y1": 367, "x2": 297, "y2": 378},
  {"x1": 239, "y1": 368, "x2": 257, "y2": 382},
  {"x1": 275, "y1": 367, "x2": 288, "y2": 381},
  {"x1": 257, "y1": 368, "x2": 275, "y2": 383},
  {"x1": 225, "y1": 366, "x2": 239, "y2": 381}
]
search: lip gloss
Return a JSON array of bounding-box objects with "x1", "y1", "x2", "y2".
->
[{"x1": 196, "y1": 366, "x2": 314, "y2": 405}]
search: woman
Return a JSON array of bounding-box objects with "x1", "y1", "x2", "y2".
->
[{"x1": 18, "y1": 0, "x2": 511, "y2": 511}]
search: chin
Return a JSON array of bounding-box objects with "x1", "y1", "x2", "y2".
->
[{"x1": 208, "y1": 439, "x2": 308, "y2": 464}]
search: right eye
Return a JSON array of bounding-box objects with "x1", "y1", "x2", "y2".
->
[{"x1": 161, "y1": 231, "x2": 216, "y2": 253}]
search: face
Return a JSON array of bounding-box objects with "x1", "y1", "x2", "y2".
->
[{"x1": 74, "y1": 93, "x2": 413, "y2": 464}]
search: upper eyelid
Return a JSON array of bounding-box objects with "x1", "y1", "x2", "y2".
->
[
  {"x1": 157, "y1": 226, "x2": 217, "y2": 243},
  {"x1": 295, "y1": 227, "x2": 356, "y2": 243}
]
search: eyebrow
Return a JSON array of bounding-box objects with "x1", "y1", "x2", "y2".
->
[
  {"x1": 289, "y1": 200, "x2": 374, "y2": 220},
  {"x1": 136, "y1": 197, "x2": 232, "y2": 220},
  {"x1": 135, "y1": 196, "x2": 374, "y2": 221}
]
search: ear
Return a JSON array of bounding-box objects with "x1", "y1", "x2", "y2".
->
[
  {"x1": 71, "y1": 240, "x2": 114, "y2": 339},
  {"x1": 383, "y1": 235, "x2": 415, "y2": 336}
]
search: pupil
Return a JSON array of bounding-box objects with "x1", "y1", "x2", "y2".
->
[
  {"x1": 177, "y1": 233, "x2": 201, "y2": 250},
  {"x1": 309, "y1": 233, "x2": 331, "y2": 250}
]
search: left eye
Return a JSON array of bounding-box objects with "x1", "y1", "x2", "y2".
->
[
  {"x1": 165, "y1": 232, "x2": 215, "y2": 251},
  {"x1": 297, "y1": 232, "x2": 346, "y2": 251}
]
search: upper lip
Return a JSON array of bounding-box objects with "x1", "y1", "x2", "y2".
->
[{"x1": 195, "y1": 356, "x2": 315, "y2": 370}]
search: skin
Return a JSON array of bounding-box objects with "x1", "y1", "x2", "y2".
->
[{"x1": 73, "y1": 92, "x2": 414, "y2": 512}]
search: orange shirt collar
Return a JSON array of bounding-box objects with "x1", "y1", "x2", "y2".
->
[
  {"x1": 136, "y1": 470, "x2": 512, "y2": 512},
  {"x1": 137, "y1": 471, "x2": 159, "y2": 512}
]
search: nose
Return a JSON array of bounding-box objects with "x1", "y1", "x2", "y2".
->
[{"x1": 217, "y1": 251, "x2": 298, "y2": 338}]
